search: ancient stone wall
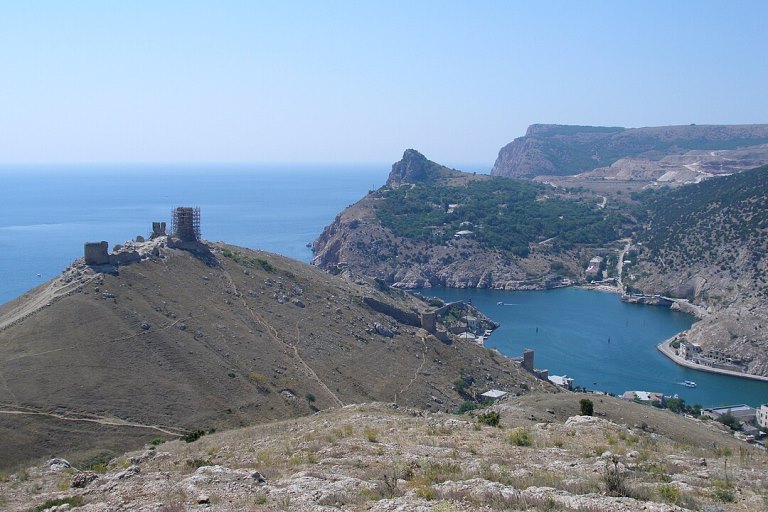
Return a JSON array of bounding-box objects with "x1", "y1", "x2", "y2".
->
[{"x1": 84, "y1": 241, "x2": 109, "y2": 265}]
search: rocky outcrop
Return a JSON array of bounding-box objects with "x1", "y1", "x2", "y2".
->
[{"x1": 492, "y1": 124, "x2": 768, "y2": 179}]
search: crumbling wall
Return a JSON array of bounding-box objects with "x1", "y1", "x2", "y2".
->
[
  {"x1": 362, "y1": 297, "x2": 420, "y2": 327},
  {"x1": 84, "y1": 241, "x2": 109, "y2": 265},
  {"x1": 151, "y1": 222, "x2": 166, "y2": 239}
]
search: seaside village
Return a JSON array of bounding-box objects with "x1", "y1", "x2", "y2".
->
[{"x1": 80, "y1": 208, "x2": 768, "y2": 451}]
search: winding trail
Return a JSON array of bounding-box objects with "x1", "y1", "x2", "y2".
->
[
  {"x1": 615, "y1": 238, "x2": 632, "y2": 289},
  {"x1": 0, "y1": 404, "x2": 185, "y2": 436},
  {"x1": 221, "y1": 265, "x2": 344, "y2": 408},
  {"x1": 396, "y1": 337, "x2": 428, "y2": 402}
]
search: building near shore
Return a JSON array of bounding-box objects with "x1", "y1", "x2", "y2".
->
[
  {"x1": 702, "y1": 404, "x2": 757, "y2": 426},
  {"x1": 758, "y1": 404, "x2": 768, "y2": 429},
  {"x1": 622, "y1": 390, "x2": 665, "y2": 407},
  {"x1": 548, "y1": 374, "x2": 574, "y2": 390}
]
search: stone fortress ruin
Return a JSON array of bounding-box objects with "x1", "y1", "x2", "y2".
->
[{"x1": 83, "y1": 206, "x2": 200, "y2": 267}]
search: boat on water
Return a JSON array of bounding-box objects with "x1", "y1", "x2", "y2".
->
[{"x1": 682, "y1": 380, "x2": 697, "y2": 388}]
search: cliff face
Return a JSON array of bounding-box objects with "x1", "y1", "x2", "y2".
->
[
  {"x1": 312, "y1": 151, "x2": 594, "y2": 290},
  {"x1": 492, "y1": 123, "x2": 768, "y2": 179}
]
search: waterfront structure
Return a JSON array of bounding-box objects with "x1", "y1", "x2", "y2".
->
[
  {"x1": 548, "y1": 375, "x2": 574, "y2": 390},
  {"x1": 702, "y1": 404, "x2": 757, "y2": 426},
  {"x1": 758, "y1": 404, "x2": 768, "y2": 429},
  {"x1": 622, "y1": 390, "x2": 665, "y2": 407},
  {"x1": 585, "y1": 256, "x2": 604, "y2": 280}
]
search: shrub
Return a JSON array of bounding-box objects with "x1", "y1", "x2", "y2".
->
[
  {"x1": 602, "y1": 462, "x2": 631, "y2": 497},
  {"x1": 507, "y1": 428, "x2": 533, "y2": 447},
  {"x1": 31, "y1": 497, "x2": 84, "y2": 512},
  {"x1": 658, "y1": 483, "x2": 680, "y2": 504},
  {"x1": 579, "y1": 398, "x2": 594, "y2": 416},
  {"x1": 149, "y1": 438, "x2": 164, "y2": 446},
  {"x1": 456, "y1": 401, "x2": 479, "y2": 414},
  {"x1": 182, "y1": 429, "x2": 206, "y2": 443},
  {"x1": 712, "y1": 480, "x2": 735, "y2": 502},
  {"x1": 477, "y1": 411, "x2": 501, "y2": 427},
  {"x1": 364, "y1": 427, "x2": 378, "y2": 443}
]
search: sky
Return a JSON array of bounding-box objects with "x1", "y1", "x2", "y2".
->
[{"x1": 0, "y1": 1, "x2": 766, "y2": 168}]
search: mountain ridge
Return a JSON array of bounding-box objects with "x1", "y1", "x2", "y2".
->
[{"x1": 492, "y1": 123, "x2": 768, "y2": 180}]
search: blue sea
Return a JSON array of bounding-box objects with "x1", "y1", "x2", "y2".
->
[
  {"x1": 1, "y1": 165, "x2": 766, "y2": 408},
  {"x1": 0, "y1": 164, "x2": 388, "y2": 304}
]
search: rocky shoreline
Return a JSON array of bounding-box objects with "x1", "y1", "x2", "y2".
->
[{"x1": 657, "y1": 337, "x2": 768, "y2": 382}]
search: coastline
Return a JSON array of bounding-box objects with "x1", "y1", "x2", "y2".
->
[{"x1": 657, "y1": 337, "x2": 768, "y2": 382}]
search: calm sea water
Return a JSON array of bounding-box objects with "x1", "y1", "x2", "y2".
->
[
  {"x1": 1, "y1": 165, "x2": 766, "y2": 408},
  {"x1": 0, "y1": 164, "x2": 388, "y2": 304},
  {"x1": 430, "y1": 286, "x2": 768, "y2": 408}
]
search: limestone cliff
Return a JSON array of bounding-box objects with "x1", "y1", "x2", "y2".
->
[
  {"x1": 312, "y1": 150, "x2": 608, "y2": 289},
  {"x1": 492, "y1": 123, "x2": 768, "y2": 180}
]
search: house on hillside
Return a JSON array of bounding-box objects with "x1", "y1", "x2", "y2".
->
[{"x1": 622, "y1": 390, "x2": 665, "y2": 407}]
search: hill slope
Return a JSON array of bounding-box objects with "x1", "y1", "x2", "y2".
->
[
  {"x1": 3, "y1": 395, "x2": 764, "y2": 512},
  {"x1": 0, "y1": 237, "x2": 547, "y2": 471},
  {"x1": 492, "y1": 124, "x2": 768, "y2": 180},
  {"x1": 630, "y1": 165, "x2": 768, "y2": 375},
  {"x1": 312, "y1": 149, "x2": 626, "y2": 289}
]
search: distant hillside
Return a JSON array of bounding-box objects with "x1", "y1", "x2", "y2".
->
[
  {"x1": 0, "y1": 237, "x2": 548, "y2": 470},
  {"x1": 313, "y1": 150, "x2": 626, "y2": 289},
  {"x1": 492, "y1": 123, "x2": 768, "y2": 180},
  {"x1": 630, "y1": 165, "x2": 768, "y2": 375}
]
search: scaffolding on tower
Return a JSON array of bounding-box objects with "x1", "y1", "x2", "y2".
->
[{"x1": 171, "y1": 206, "x2": 201, "y2": 242}]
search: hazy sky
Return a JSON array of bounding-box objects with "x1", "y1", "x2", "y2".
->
[{"x1": 1, "y1": 1, "x2": 766, "y2": 168}]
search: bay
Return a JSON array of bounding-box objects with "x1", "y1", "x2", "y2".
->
[
  {"x1": 429, "y1": 286, "x2": 768, "y2": 408},
  {"x1": 1, "y1": 165, "x2": 766, "y2": 408}
]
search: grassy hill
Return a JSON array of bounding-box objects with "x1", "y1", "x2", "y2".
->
[
  {"x1": 2, "y1": 395, "x2": 764, "y2": 511},
  {"x1": 0, "y1": 239, "x2": 546, "y2": 471}
]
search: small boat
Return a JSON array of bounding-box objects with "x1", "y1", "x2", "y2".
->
[
  {"x1": 497, "y1": 301, "x2": 503, "y2": 305},
  {"x1": 682, "y1": 380, "x2": 697, "y2": 388}
]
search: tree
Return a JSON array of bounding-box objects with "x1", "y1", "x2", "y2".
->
[
  {"x1": 717, "y1": 412, "x2": 741, "y2": 431},
  {"x1": 579, "y1": 398, "x2": 594, "y2": 416},
  {"x1": 666, "y1": 397, "x2": 685, "y2": 414}
]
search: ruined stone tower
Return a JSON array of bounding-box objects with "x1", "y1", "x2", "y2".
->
[{"x1": 171, "y1": 207, "x2": 200, "y2": 242}]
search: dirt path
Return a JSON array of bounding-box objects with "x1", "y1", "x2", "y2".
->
[
  {"x1": 221, "y1": 265, "x2": 344, "y2": 408},
  {"x1": 396, "y1": 337, "x2": 427, "y2": 402},
  {"x1": 292, "y1": 313, "x2": 344, "y2": 407},
  {"x1": 0, "y1": 275, "x2": 97, "y2": 332},
  {"x1": 0, "y1": 405, "x2": 185, "y2": 436},
  {"x1": 616, "y1": 238, "x2": 632, "y2": 289}
]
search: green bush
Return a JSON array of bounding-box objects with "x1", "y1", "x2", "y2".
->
[
  {"x1": 182, "y1": 429, "x2": 206, "y2": 443},
  {"x1": 31, "y1": 497, "x2": 84, "y2": 512},
  {"x1": 476, "y1": 411, "x2": 500, "y2": 427},
  {"x1": 507, "y1": 428, "x2": 533, "y2": 447},
  {"x1": 579, "y1": 398, "x2": 594, "y2": 416}
]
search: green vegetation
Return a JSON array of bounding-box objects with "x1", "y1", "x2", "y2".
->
[
  {"x1": 637, "y1": 165, "x2": 768, "y2": 297},
  {"x1": 30, "y1": 496, "x2": 84, "y2": 512},
  {"x1": 182, "y1": 429, "x2": 207, "y2": 443},
  {"x1": 476, "y1": 411, "x2": 501, "y2": 427},
  {"x1": 222, "y1": 248, "x2": 276, "y2": 272},
  {"x1": 579, "y1": 398, "x2": 594, "y2": 416},
  {"x1": 375, "y1": 177, "x2": 624, "y2": 255},
  {"x1": 507, "y1": 427, "x2": 533, "y2": 447}
]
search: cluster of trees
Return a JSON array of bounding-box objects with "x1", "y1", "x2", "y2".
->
[{"x1": 375, "y1": 177, "x2": 624, "y2": 255}]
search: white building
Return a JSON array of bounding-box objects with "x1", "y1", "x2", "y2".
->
[{"x1": 758, "y1": 404, "x2": 768, "y2": 429}]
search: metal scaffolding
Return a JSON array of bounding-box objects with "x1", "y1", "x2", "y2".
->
[{"x1": 171, "y1": 206, "x2": 201, "y2": 242}]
